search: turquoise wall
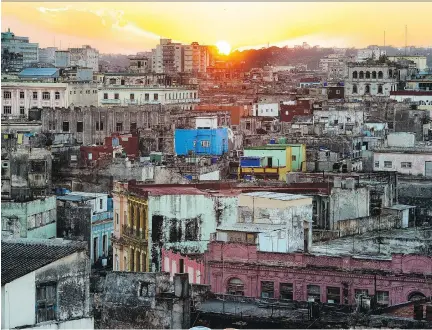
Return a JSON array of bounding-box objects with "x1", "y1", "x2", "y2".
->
[{"x1": 1, "y1": 196, "x2": 57, "y2": 238}]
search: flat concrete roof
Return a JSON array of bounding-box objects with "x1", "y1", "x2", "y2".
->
[
  {"x1": 242, "y1": 191, "x2": 310, "y2": 201},
  {"x1": 385, "y1": 204, "x2": 416, "y2": 211}
]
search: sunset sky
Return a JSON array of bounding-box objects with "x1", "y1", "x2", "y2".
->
[{"x1": 2, "y1": 2, "x2": 432, "y2": 54}]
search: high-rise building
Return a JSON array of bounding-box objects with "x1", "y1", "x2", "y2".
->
[{"x1": 1, "y1": 28, "x2": 39, "y2": 72}]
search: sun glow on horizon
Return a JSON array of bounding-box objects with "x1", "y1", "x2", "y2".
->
[{"x1": 216, "y1": 40, "x2": 231, "y2": 55}]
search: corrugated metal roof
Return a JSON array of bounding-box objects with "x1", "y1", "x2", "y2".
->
[
  {"x1": 57, "y1": 195, "x2": 95, "y2": 202},
  {"x1": 242, "y1": 191, "x2": 309, "y2": 201},
  {"x1": 18, "y1": 67, "x2": 59, "y2": 77}
]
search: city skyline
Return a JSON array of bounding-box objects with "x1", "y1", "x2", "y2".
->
[{"x1": 2, "y1": 2, "x2": 432, "y2": 54}]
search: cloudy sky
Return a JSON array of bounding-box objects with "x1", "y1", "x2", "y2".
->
[{"x1": 2, "y1": 2, "x2": 431, "y2": 54}]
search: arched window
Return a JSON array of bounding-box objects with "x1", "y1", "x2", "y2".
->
[
  {"x1": 109, "y1": 78, "x2": 117, "y2": 84},
  {"x1": 352, "y1": 71, "x2": 358, "y2": 79},
  {"x1": 365, "y1": 84, "x2": 370, "y2": 94},
  {"x1": 366, "y1": 71, "x2": 371, "y2": 79},
  {"x1": 55, "y1": 91, "x2": 60, "y2": 100},
  {"x1": 408, "y1": 292, "x2": 425, "y2": 301},
  {"x1": 359, "y1": 71, "x2": 364, "y2": 79},
  {"x1": 389, "y1": 69, "x2": 393, "y2": 78},
  {"x1": 227, "y1": 278, "x2": 244, "y2": 296},
  {"x1": 378, "y1": 85, "x2": 383, "y2": 94},
  {"x1": 352, "y1": 84, "x2": 358, "y2": 94},
  {"x1": 378, "y1": 71, "x2": 383, "y2": 79},
  {"x1": 372, "y1": 71, "x2": 377, "y2": 79}
]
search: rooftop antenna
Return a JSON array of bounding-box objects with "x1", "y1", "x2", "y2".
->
[
  {"x1": 383, "y1": 31, "x2": 386, "y2": 49},
  {"x1": 405, "y1": 25, "x2": 407, "y2": 55}
]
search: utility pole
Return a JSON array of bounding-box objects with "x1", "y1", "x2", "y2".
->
[{"x1": 405, "y1": 25, "x2": 407, "y2": 56}]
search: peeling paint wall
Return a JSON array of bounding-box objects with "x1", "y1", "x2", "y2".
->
[
  {"x1": 330, "y1": 187, "x2": 370, "y2": 228},
  {"x1": 93, "y1": 272, "x2": 190, "y2": 329},
  {"x1": 2, "y1": 251, "x2": 92, "y2": 329},
  {"x1": 148, "y1": 194, "x2": 238, "y2": 271}
]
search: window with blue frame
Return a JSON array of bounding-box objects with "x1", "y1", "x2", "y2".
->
[{"x1": 36, "y1": 282, "x2": 57, "y2": 322}]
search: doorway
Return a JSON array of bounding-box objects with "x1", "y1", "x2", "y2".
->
[{"x1": 268, "y1": 157, "x2": 273, "y2": 168}]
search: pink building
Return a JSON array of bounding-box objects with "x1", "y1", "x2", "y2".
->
[
  {"x1": 204, "y1": 241, "x2": 432, "y2": 306},
  {"x1": 162, "y1": 248, "x2": 204, "y2": 284}
]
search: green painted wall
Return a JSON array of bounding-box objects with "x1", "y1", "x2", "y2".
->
[
  {"x1": 1, "y1": 196, "x2": 57, "y2": 238},
  {"x1": 243, "y1": 149, "x2": 287, "y2": 167}
]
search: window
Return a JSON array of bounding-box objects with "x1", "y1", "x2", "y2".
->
[
  {"x1": 55, "y1": 92, "x2": 60, "y2": 100},
  {"x1": 374, "y1": 161, "x2": 380, "y2": 168},
  {"x1": 20, "y1": 91, "x2": 25, "y2": 99},
  {"x1": 124, "y1": 210, "x2": 127, "y2": 224},
  {"x1": 121, "y1": 79, "x2": 125, "y2": 86},
  {"x1": 355, "y1": 289, "x2": 369, "y2": 299},
  {"x1": 77, "y1": 121, "x2": 83, "y2": 132},
  {"x1": 96, "y1": 121, "x2": 104, "y2": 131},
  {"x1": 124, "y1": 256, "x2": 127, "y2": 271},
  {"x1": 130, "y1": 122, "x2": 137, "y2": 131},
  {"x1": 116, "y1": 213, "x2": 119, "y2": 225},
  {"x1": 280, "y1": 283, "x2": 293, "y2": 300},
  {"x1": 352, "y1": 84, "x2": 358, "y2": 94},
  {"x1": 114, "y1": 93, "x2": 119, "y2": 100},
  {"x1": 139, "y1": 282, "x2": 149, "y2": 296},
  {"x1": 365, "y1": 85, "x2": 371, "y2": 94},
  {"x1": 359, "y1": 71, "x2": 364, "y2": 79},
  {"x1": 3, "y1": 106, "x2": 11, "y2": 114},
  {"x1": 246, "y1": 122, "x2": 251, "y2": 130},
  {"x1": 36, "y1": 283, "x2": 57, "y2": 323},
  {"x1": 378, "y1": 85, "x2": 383, "y2": 94},
  {"x1": 154, "y1": 93, "x2": 159, "y2": 101},
  {"x1": 201, "y1": 140, "x2": 210, "y2": 147},
  {"x1": 372, "y1": 71, "x2": 377, "y2": 79},
  {"x1": 145, "y1": 93, "x2": 149, "y2": 101},
  {"x1": 102, "y1": 234, "x2": 107, "y2": 255},
  {"x1": 99, "y1": 199, "x2": 103, "y2": 209},
  {"x1": 401, "y1": 162, "x2": 412, "y2": 168},
  {"x1": 261, "y1": 281, "x2": 274, "y2": 298},
  {"x1": 292, "y1": 155, "x2": 297, "y2": 161},
  {"x1": 4, "y1": 91, "x2": 11, "y2": 99},
  {"x1": 307, "y1": 285, "x2": 321, "y2": 302},
  {"x1": 116, "y1": 122, "x2": 123, "y2": 132},
  {"x1": 103, "y1": 93, "x2": 108, "y2": 100},
  {"x1": 366, "y1": 71, "x2": 371, "y2": 79},
  {"x1": 33, "y1": 92, "x2": 38, "y2": 99},
  {"x1": 352, "y1": 71, "x2": 358, "y2": 79},
  {"x1": 334, "y1": 119, "x2": 339, "y2": 125},
  {"x1": 227, "y1": 278, "x2": 244, "y2": 296},
  {"x1": 42, "y1": 92, "x2": 50, "y2": 100},
  {"x1": 384, "y1": 161, "x2": 392, "y2": 168},
  {"x1": 194, "y1": 92, "x2": 197, "y2": 99},
  {"x1": 327, "y1": 287, "x2": 340, "y2": 304},
  {"x1": 62, "y1": 121, "x2": 69, "y2": 132},
  {"x1": 376, "y1": 291, "x2": 389, "y2": 307},
  {"x1": 378, "y1": 71, "x2": 383, "y2": 79},
  {"x1": 336, "y1": 90, "x2": 340, "y2": 94},
  {"x1": 109, "y1": 78, "x2": 117, "y2": 84},
  {"x1": 130, "y1": 93, "x2": 135, "y2": 100}
]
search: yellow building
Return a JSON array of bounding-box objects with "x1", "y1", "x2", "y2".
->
[{"x1": 112, "y1": 182, "x2": 150, "y2": 272}]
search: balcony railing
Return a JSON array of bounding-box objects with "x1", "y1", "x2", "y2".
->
[
  {"x1": 122, "y1": 224, "x2": 146, "y2": 240},
  {"x1": 101, "y1": 99, "x2": 121, "y2": 104},
  {"x1": 92, "y1": 211, "x2": 113, "y2": 222}
]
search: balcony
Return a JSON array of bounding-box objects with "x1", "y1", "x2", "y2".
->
[
  {"x1": 117, "y1": 224, "x2": 147, "y2": 248},
  {"x1": 101, "y1": 99, "x2": 121, "y2": 104},
  {"x1": 92, "y1": 211, "x2": 113, "y2": 223},
  {"x1": 125, "y1": 99, "x2": 137, "y2": 105}
]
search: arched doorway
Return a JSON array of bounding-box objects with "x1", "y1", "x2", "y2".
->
[
  {"x1": 408, "y1": 292, "x2": 426, "y2": 301},
  {"x1": 227, "y1": 278, "x2": 244, "y2": 296}
]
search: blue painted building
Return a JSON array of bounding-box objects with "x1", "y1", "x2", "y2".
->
[{"x1": 174, "y1": 128, "x2": 229, "y2": 156}]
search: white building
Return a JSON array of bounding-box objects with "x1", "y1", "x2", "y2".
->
[
  {"x1": 55, "y1": 50, "x2": 71, "y2": 68},
  {"x1": 68, "y1": 45, "x2": 99, "y2": 72},
  {"x1": 1, "y1": 81, "x2": 98, "y2": 118},
  {"x1": 356, "y1": 46, "x2": 386, "y2": 62},
  {"x1": 319, "y1": 54, "x2": 347, "y2": 80},
  {"x1": 388, "y1": 55, "x2": 428, "y2": 71},
  {"x1": 253, "y1": 103, "x2": 279, "y2": 117},
  {"x1": 98, "y1": 73, "x2": 199, "y2": 109},
  {"x1": 374, "y1": 150, "x2": 432, "y2": 176},
  {"x1": 345, "y1": 63, "x2": 402, "y2": 98},
  {"x1": 1, "y1": 238, "x2": 94, "y2": 329},
  {"x1": 38, "y1": 47, "x2": 58, "y2": 65},
  {"x1": 313, "y1": 108, "x2": 365, "y2": 135},
  {"x1": 195, "y1": 116, "x2": 218, "y2": 129},
  {"x1": 390, "y1": 91, "x2": 432, "y2": 111}
]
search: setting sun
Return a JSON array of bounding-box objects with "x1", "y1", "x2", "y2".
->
[{"x1": 216, "y1": 40, "x2": 231, "y2": 55}]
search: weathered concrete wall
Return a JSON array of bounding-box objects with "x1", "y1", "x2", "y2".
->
[
  {"x1": 56, "y1": 204, "x2": 92, "y2": 251},
  {"x1": 398, "y1": 179, "x2": 432, "y2": 225},
  {"x1": 94, "y1": 272, "x2": 190, "y2": 329},
  {"x1": 329, "y1": 187, "x2": 370, "y2": 228},
  {"x1": 387, "y1": 132, "x2": 416, "y2": 148},
  {"x1": 336, "y1": 214, "x2": 400, "y2": 237},
  {"x1": 148, "y1": 194, "x2": 238, "y2": 271}
]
